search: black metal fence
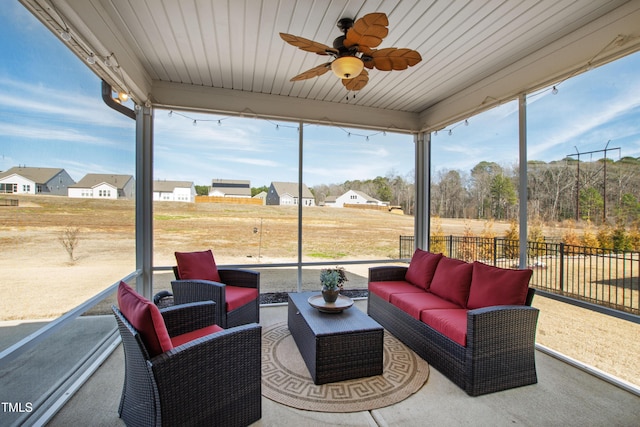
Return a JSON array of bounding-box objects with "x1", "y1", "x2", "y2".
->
[{"x1": 400, "y1": 235, "x2": 640, "y2": 315}]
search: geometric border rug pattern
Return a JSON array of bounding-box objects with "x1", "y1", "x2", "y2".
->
[{"x1": 261, "y1": 322, "x2": 429, "y2": 413}]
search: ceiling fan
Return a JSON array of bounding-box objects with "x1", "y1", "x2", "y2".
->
[{"x1": 280, "y1": 12, "x2": 422, "y2": 92}]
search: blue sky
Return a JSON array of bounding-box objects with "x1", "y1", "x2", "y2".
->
[{"x1": 2, "y1": 4, "x2": 639, "y2": 188}]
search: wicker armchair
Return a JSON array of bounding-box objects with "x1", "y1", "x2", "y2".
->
[
  {"x1": 167, "y1": 250, "x2": 260, "y2": 328},
  {"x1": 113, "y1": 282, "x2": 262, "y2": 426}
]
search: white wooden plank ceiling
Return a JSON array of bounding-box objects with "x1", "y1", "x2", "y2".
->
[{"x1": 20, "y1": 0, "x2": 640, "y2": 132}]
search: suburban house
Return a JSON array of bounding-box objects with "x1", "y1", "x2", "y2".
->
[
  {"x1": 326, "y1": 190, "x2": 386, "y2": 208},
  {"x1": 68, "y1": 174, "x2": 135, "y2": 199},
  {"x1": 266, "y1": 181, "x2": 315, "y2": 206},
  {"x1": 0, "y1": 166, "x2": 75, "y2": 195},
  {"x1": 252, "y1": 191, "x2": 267, "y2": 204},
  {"x1": 209, "y1": 179, "x2": 251, "y2": 197},
  {"x1": 153, "y1": 180, "x2": 195, "y2": 202}
]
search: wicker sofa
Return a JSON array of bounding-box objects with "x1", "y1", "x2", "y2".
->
[{"x1": 367, "y1": 249, "x2": 539, "y2": 396}]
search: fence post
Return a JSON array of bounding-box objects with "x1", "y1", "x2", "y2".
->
[
  {"x1": 448, "y1": 235, "x2": 453, "y2": 258},
  {"x1": 559, "y1": 242, "x2": 565, "y2": 292},
  {"x1": 493, "y1": 237, "x2": 497, "y2": 266}
]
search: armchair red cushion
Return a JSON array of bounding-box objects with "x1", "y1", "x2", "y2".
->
[
  {"x1": 405, "y1": 249, "x2": 443, "y2": 290},
  {"x1": 117, "y1": 281, "x2": 173, "y2": 357},
  {"x1": 175, "y1": 249, "x2": 221, "y2": 283},
  {"x1": 171, "y1": 324, "x2": 224, "y2": 348},
  {"x1": 225, "y1": 286, "x2": 259, "y2": 312},
  {"x1": 467, "y1": 261, "x2": 533, "y2": 309},
  {"x1": 429, "y1": 257, "x2": 473, "y2": 308}
]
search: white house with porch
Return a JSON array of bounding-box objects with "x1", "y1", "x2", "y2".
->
[
  {"x1": 0, "y1": 166, "x2": 75, "y2": 195},
  {"x1": 68, "y1": 174, "x2": 135, "y2": 199},
  {"x1": 153, "y1": 180, "x2": 195, "y2": 202},
  {"x1": 328, "y1": 190, "x2": 386, "y2": 208}
]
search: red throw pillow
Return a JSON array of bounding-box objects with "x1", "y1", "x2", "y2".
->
[
  {"x1": 117, "y1": 281, "x2": 172, "y2": 357},
  {"x1": 429, "y1": 257, "x2": 473, "y2": 308},
  {"x1": 175, "y1": 249, "x2": 221, "y2": 282},
  {"x1": 467, "y1": 262, "x2": 533, "y2": 309},
  {"x1": 405, "y1": 249, "x2": 443, "y2": 290}
]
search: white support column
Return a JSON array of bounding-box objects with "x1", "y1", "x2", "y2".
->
[
  {"x1": 297, "y1": 121, "x2": 303, "y2": 292},
  {"x1": 135, "y1": 104, "x2": 154, "y2": 297},
  {"x1": 518, "y1": 94, "x2": 528, "y2": 269},
  {"x1": 414, "y1": 132, "x2": 431, "y2": 251}
]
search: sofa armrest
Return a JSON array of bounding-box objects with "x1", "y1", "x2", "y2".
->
[
  {"x1": 368, "y1": 266, "x2": 408, "y2": 282},
  {"x1": 465, "y1": 305, "x2": 539, "y2": 395},
  {"x1": 218, "y1": 268, "x2": 260, "y2": 290},
  {"x1": 467, "y1": 305, "x2": 539, "y2": 350},
  {"x1": 161, "y1": 301, "x2": 217, "y2": 336}
]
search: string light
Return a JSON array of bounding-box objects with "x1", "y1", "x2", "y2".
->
[
  {"x1": 552, "y1": 86, "x2": 559, "y2": 95},
  {"x1": 167, "y1": 110, "x2": 391, "y2": 143}
]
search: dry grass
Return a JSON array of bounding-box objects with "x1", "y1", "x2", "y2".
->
[{"x1": 1, "y1": 195, "x2": 639, "y2": 386}]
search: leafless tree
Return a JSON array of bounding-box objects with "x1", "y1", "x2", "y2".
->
[{"x1": 59, "y1": 227, "x2": 80, "y2": 261}]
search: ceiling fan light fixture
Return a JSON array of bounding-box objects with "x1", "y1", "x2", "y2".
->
[{"x1": 331, "y1": 56, "x2": 364, "y2": 79}]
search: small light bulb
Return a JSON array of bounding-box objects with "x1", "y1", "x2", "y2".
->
[
  {"x1": 552, "y1": 86, "x2": 559, "y2": 95},
  {"x1": 448, "y1": 129, "x2": 452, "y2": 136},
  {"x1": 61, "y1": 31, "x2": 71, "y2": 42},
  {"x1": 86, "y1": 54, "x2": 96, "y2": 65},
  {"x1": 168, "y1": 111, "x2": 173, "y2": 117},
  {"x1": 117, "y1": 92, "x2": 129, "y2": 102},
  {"x1": 193, "y1": 120, "x2": 197, "y2": 126}
]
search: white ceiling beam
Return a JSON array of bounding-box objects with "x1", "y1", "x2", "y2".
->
[{"x1": 150, "y1": 80, "x2": 421, "y2": 132}]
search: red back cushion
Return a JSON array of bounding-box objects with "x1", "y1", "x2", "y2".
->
[
  {"x1": 117, "y1": 281, "x2": 173, "y2": 357},
  {"x1": 429, "y1": 257, "x2": 473, "y2": 308},
  {"x1": 175, "y1": 249, "x2": 221, "y2": 282},
  {"x1": 467, "y1": 262, "x2": 533, "y2": 309},
  {"x1": 405, "y1": 249, "x2": 443, "y2": 290}
]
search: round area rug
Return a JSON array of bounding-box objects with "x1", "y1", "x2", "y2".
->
[{"x1": 261, "y1": 322, "x2": 429, "y2": 413}]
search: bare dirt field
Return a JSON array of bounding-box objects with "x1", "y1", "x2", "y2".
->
[{"x1": 1, "y1": 195, "x2": 638, "y2": 387}]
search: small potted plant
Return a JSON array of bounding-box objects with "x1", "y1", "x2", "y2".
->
[{"x1": 320, "y1": 266, "x2": 348, "y2": 303}]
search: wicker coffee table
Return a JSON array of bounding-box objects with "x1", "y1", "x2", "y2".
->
[{"x1": 287, "y1": 292, "x2": 384, "y2": 385}]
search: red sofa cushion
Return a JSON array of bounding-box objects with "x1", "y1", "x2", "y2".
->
[
  {"x1": 405, "y1": 249, "x2": 443, "y2": 290},
  {"x1": 171, "y1": 324, "x2": 224, "y2": 348},
  {"x1": 390, "y1": 292, "x2": 461, "y2": 319},
  {"x1": 429, "y1": 257, "x2": 473, "y2": 308},
  {"x1": 225, "y1": 286, "x2": 259, "y2": 312},
  {"x1": 117, "y1": 281, "x2": 173, "y2": 357},
  {"x1": 467, "y1": 261, "x2": 533, "y2": 309},
  {"x1": 369, "y1": 280, "x2": 424, "y2": 302},
  {"x1": 420, "y1": 308, "x2": 468, "y2": 347},
  {"x1": 175, "y1": 249, "x2": 221, "y2": 283}
]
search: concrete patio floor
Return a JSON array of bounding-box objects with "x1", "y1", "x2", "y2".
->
[{"x1": 45, "y1": 300, "x2": 640, "y2": 427}]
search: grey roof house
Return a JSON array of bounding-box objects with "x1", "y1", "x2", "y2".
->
[
  {"x1": 68, "y1": 174, "x2": 135, "y2": 199},
  {"x1": 209, "y1": 179, "x2": 251, "y2": 197},
  {"x1": 0, "y1": 166, "x2": 75, "y2": 195},
  {"x1": 153, "y1": 180, "x2": 195, "y2": 202},
  {"x1": 266, "y1": 181, "x2": 315, "y2": 206}
]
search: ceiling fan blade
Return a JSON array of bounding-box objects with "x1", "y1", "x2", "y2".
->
[
  {"x1": 290, "y1": 63, "x2": 332, "y2": 81},
  {"x1": 342, "y1": 69, "x2": 369, "y2": 91},
  {"x1": 369, "y1": 48, "x2": 422, "y2": 71},
  {"x1": 280, "y1": 33, "x2": 338, "y2": 55},
  {"x1": 344, "y1": 13, "x2": 389, "y2": 49}
]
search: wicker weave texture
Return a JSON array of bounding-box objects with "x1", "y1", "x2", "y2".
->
[
  {"x1": 171, "y1": 267, "x2": 260, "y2": 328},
  {"x1": 113, "y1": 304, "x2": 262, "y2": 426},
  {"x1": 288, "y1": 292, "x2": 383, "y2": 385},
  {"x1": 368, "y1": 266, "x2": 539, "y2": 396}
]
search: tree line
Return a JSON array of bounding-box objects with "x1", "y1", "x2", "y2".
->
[{"x1": 311, "y1": 156, "x2": 640, "y2": 227}]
